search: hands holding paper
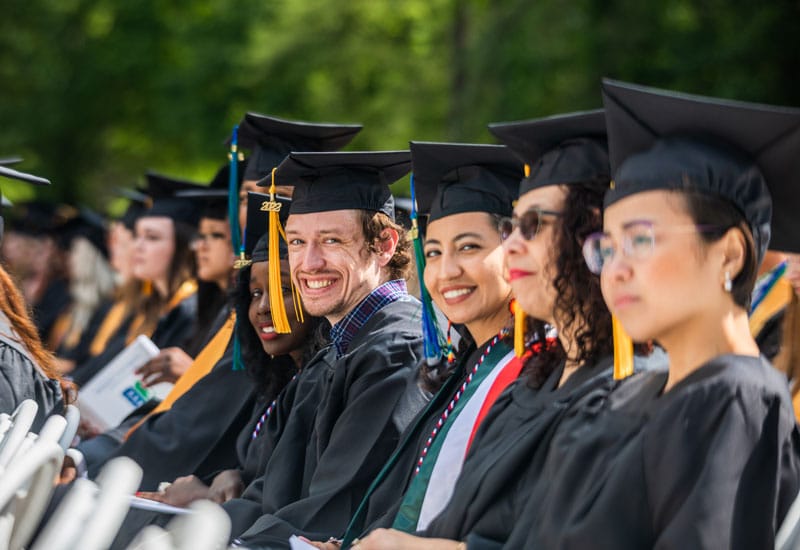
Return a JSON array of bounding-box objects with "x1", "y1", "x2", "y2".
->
[
  {"x1": 136, "y1": 469, "x2": 245, "y2": 507},
  {"x1": 136, "y1": 347, "x2": 193, "y2": 386}
]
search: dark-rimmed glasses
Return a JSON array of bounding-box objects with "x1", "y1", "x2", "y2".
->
[
  {"x1": 498, "y1": 208, "x2": 564, "y2": 241},
  {"x1": 582, "y1": 221, "x2": 724, "y2": 275}
]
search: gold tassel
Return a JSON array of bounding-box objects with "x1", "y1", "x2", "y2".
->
[
  {"x1": 612, "y1": 315, "x2": 634, "y2": 380},
  {"x1": 512, "y1": 299, "x2": 526, "y2": 358},
  {"x1": 524, "y1": 163, "x2": 531, "y2": 178},
  {"x1": 267, "y1": 168, "x2": 292, "y2": 333}
]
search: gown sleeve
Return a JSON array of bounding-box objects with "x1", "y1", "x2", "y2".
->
[{"x1": 644, "y1": 372, "x2": 800, "y2": 550}]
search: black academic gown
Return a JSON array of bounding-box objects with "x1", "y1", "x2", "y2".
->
[
  {"x1": 0, "y1": 312, "x2": 64, "y2": 431},
  {"x1": 56, "y1": 299, "x2": 114, "y2": 366},
  {"x1": 507, "y1": 354, "x2": 800, "y2": 550},
  {"x1": 70, "y1": 293, "x2": 198, "y2": 387},
  {"x1": 222, "y1": 297, "x2": 426, "y2": 549},
  {"x1": 32, "y1": 277, "x2": 70, "y2": 344}
]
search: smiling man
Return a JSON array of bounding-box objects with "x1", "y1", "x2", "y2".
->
[{"x1": 222, "y1": 150, "x2": 427, "y2": 549}]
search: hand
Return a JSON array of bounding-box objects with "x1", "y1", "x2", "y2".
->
[
  {"x1": 77, "y1": 417, "x2": 102, "y2": 439},
  {"x1": 354, "y1": 529, "x2": 463, "y2": 550},
  {"x1": 136, "y1": 347, "x2": 193, "y2": 387},
  {"x1": 59, "y1": 454, "x2": 77, "y2": 484},
  {"x1": 207, "y1": 469, "x2": 245, "y2": 503},
  {"x1": 137, "y1": 475, "x2": 210, "y2": 507}
]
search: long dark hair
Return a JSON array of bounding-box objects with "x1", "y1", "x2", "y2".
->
[
  {"x1": 523, "y1": 180, "x2": 613, "y2": 389},
  {"x1": 233, "y1": 264, "x2": 325, "y2": 402}
]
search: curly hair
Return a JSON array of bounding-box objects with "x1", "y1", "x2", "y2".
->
[
  {"x1": 522, "y1": 179, "x2": 614, "y2": 389},
  {"x1": 234, "y1": 265, "x2": 326, "y2": 403},
  {"x1": 359, "y1": 211, "x2": 412, "y2": 281}
]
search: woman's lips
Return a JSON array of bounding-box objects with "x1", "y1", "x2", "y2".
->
[
  {"x1": 508, "y1": 269, "x2": 535, "y2": 282},
  {"x1": 258, "y1": 323, "x2": 279, "y2": 341},
  {"x1": 612, "y1": 294, "x2": 640, "y2": 310}
]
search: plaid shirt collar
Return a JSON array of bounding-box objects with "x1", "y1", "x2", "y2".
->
[{"x1": 329, "y1": 279, "x2": 408, "y2": 358}]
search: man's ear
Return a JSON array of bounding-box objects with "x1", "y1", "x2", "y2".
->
[{"x1": 375, "y1": 227, "x2": 399, "y2": 267}]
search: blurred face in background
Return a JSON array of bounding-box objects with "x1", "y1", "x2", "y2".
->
[
  {"x1": 133, "y1": 216, "x2": 175, "y2": 291},
  {"x1": 108, "y1": 220, "x2": 136, "y2": 283},
  {"x1": 192, "y1": 217, "x2": 234, "y2": 289}
]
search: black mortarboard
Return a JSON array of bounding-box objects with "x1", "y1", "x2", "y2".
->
[
  {"x1": 0, "y1": 166, "x2": 50, "y2": 242},
  {"x1": 410, "y1": 142, "x2": 521, "y2": 223},
  {"x1": 59, "y1": 207, "x2": 109, "y2": 257},
  {"x1": 173, "y1": 160, "x2": 248, "y2": 221},
  {"x1": 237, "y1": 113, "x2": 363, "y2": 181},
  {"x1": 113, "y1": 187, "x2": 151, "y2": 230},
  {"x1": 488, "y1": 110, "x2": 609, "y2": 196},
  {"x1": 143, "y1": 172, "x2": 206, "y2": 227},
  {"x1": 271, "y1": 151, "x2": 411, "y2": 219},
  {"x1": 243, "y1": 191, "x2": 292, "y2": 263},
  {"x1": 601, "y1": 78, "x2": 800, "y2": 257}
]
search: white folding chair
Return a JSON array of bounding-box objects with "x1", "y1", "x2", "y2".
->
[
  {"x1": 12, "y1": 414, "x2": 67, "y2": 462},
  {"x1": 0, "y1": 400, "x2": 39, "y2": 470},
  {"x1": 32, "y1": 456, "x2": 143, "y2": 550},
  {"x1": 126, "y1": 500, "x2": 231, "y2": 550},
  {"x1": 58, "y1": 404, "x2": 81, "y2": 451},
  {"x1": 0, "y1": 438, "x2": 63, "y2": 550}
]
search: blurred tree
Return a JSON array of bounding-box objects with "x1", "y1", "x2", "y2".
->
[{"x1": 0, "y1": 0, "x2": 796, "y2": 205}]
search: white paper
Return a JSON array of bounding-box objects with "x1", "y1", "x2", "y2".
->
[
  {"x1": 129, "y1": 495, "x2": 193, "y2": 516},
  {"x1": 77, "y1": 335, "x2": 172, "y2": 430},
  {"x1": 289, "y1": 535, "x2": 319, "y2": 550}
]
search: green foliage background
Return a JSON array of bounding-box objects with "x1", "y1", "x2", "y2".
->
[{"x1": 0, "y1": 0, "x2": 797, "y2": 207}]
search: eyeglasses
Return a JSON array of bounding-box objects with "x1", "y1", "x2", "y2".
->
[
  {"x1": 498, "y1": 208, "x2": 564, "y2": 241},
  {"x1": 582, "y1": 221, "x2": 724, "y2": 275}
]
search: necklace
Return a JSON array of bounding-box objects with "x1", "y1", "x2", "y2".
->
[
  {"x1": 251, "y1": 374, "x2": 297, "y2": 440},
  {"x1": 414, "y1": 329, "x2": 508, "y2": 476}
]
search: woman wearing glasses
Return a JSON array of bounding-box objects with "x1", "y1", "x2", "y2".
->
[
  {"x1": 503, "y1": 81, "x2": 800, "y2": 549},
  {"x1": 350, "y1": 111, "x2": 664, "y2": 549}
]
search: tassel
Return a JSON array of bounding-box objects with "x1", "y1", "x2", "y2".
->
[
  {"x1": 511, "y1": 299, "x2": 526, "y2": 358},
  {"x1": 409, "y1": 173, "x2": 445, "y2": 364},
  {"x1": 142, "y1": 279, "x2": 152, "y2": 296},
  {"x1": 612, "y1": 315, "x2": 634, "y2": 380},
  {"x1": 524, "y1": 163, "x2": 531, "y2": 178},
  {"x1": 267, "y1": 168, "x2": 292, "y2": 333},
  {"x1": 228, "y1": 125, "x2": 245, "y2": 265}
]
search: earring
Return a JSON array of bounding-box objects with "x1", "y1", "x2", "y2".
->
[{"x1": 724, "y1": 271, "x2": 732, "y2": 293}]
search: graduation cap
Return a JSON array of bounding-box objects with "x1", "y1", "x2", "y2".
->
[
  {"x1": 237, "y1": 113, "x2": 363, "y2": 181},
  {"x1": 270, "y1": 150, "x2": 412, "y2": 219},
  {"x1": 243, "y1": 191, "x2": 292, "y2": 264},
  {"x1": 488, "y1": 110, "x2": 609, "y2": 195},
  {"x1": 0, "y1": 163, "x2": 51, "y2": 242},
  {"x1": 602, "y1": 78, "x2": 800, "y2": 257},
  {"x1": 59, "y1": 206, "x2": 109, "y2": 258},
  {"x1": 173, "y1": 160, "x2": 248, "y2": 221},
  {"x1": 112, "y1": 187, "x2": 151, "y2": 230},
  {"x1": 410, "y1": 141, "x2": 522, "y2": 223},
  {"x1": 143, "y1": 172, "x2": 207, "y2": 227}
]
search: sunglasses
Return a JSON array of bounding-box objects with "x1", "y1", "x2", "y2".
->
[{"x1": 498, "y1": 208, "x2": 564, "y2": 241}]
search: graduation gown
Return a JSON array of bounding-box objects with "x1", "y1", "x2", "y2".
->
[
  {"x1": 0, "y1": 312, "x2": 64, "y2": 431},
  {"x1": 70, "y1": 291, "x2": 198, "y2": 387},
  {"x1": 507, "y1": 354, "x2": 800, "y2": 550},
  {"x1": 56, "y1": 299, "x2": 114, "y2": 365},
  {"x1": 31, "y1": 276, "x2": 70, "y2": 345},
  {"x1": 222, "y1": 297, "x2": 426, "y2": 548},
  {"x1": 416, "y1": 351, "x2": 665, "y2": 547}
]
